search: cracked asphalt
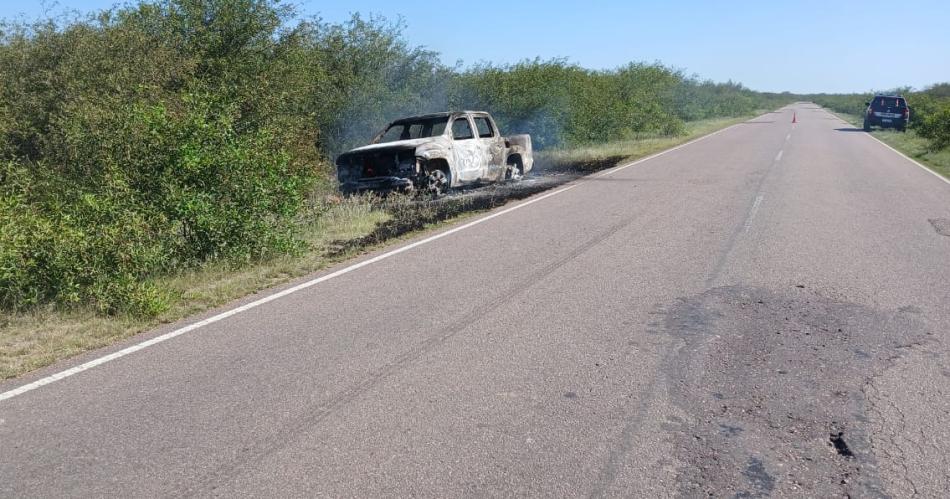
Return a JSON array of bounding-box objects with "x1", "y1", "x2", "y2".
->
[{"x1": 2, "y1": 104, "x2": 950, "y2": 497}]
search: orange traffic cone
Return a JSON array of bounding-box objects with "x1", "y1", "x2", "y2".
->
[{"x1": 792, "y1": 112, "x2": 797, "y2": 123}]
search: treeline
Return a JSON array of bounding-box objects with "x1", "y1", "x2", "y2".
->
[
  {"x1": 808, "y1": 84, "x2": 950, "y2": 149},
  {"x1": 451, "y1": 61, "x2": 790, "y2": 149},
  {"x1": 0, "y1": 0, "x2": 791, "y2": 316}
]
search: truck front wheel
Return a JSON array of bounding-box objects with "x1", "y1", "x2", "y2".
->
[{"x1": 425, "y1": 168, "x2": 450, "y2": 197}]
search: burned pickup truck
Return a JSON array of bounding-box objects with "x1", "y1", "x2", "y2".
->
[{"x1": 335, "y1": 111, "x2": 533, "y2": 195}]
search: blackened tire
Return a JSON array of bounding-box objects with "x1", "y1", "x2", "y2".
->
[
  {"x1": 505, "y1": 157, "x2": 524, "y2": 181},
  {"x1": 425, "y1": 168, "x2": 450, "y2": 197},
  {"x1": 863, "y1": 120, "x2": 871, "y2": 132}
]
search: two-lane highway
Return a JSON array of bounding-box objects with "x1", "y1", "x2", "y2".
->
[{"x1": 2, "y1": 103, "x2": 949, "y2": 497}]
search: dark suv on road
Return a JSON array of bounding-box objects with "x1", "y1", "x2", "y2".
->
[{"x1": 864, "y1": 95, "x2": 909, "y2": 132}]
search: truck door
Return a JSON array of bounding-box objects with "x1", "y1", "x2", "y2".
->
[
  {"x1": 473, "y1": 115, "x2": 505, "y2": 181},
  {"x1": 451, "y1": 115, "x2": 482, "y2": 182}
]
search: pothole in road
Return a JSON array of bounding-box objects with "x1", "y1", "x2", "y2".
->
[
  {"x1": 830, "y1": 432, "x2": 855, "y2": 458},
  {"x1": 656, "y1": 285, "x2": 930, "y2": 497},
  {"x1": 929, "y1": 218, "x2": 950, "y2": 237},
  {"x1": 742, "y1": 457, "x2": 776, "y2": 494}
]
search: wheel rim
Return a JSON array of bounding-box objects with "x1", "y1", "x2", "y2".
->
[{"x1": 507, "y1": 164, "x2": 523, "y2": 181}]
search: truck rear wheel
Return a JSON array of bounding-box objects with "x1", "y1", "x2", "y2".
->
[{"x1": 506, "y1": 157, "x2": 524, "y2": 181}]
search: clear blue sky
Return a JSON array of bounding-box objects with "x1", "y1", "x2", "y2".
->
[{"x1": 3, "y1": 0, "x2": 948, "y2": 93}]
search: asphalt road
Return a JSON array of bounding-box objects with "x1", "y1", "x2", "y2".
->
[{"x1": 3, "y1": 104, "x2": 950, "y2": 497}]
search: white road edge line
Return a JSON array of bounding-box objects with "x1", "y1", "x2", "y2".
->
[
  {"x1": 775, "y1": 150, "x2": 784, "y2": 162},
  {"x1": 0, "y1": 185, "x2": 572, "y2": 403},
  {"x1": 819, "y1": 108, "x2": 950, "y2": 187},
  {"x1": 593, "y1": 119, "x2": 747, "y2": 178},
  {"x1": 0, "y1": 113, "x2": 765, "y2": 404},
  {"x1": 864, "y1": 133, "x2": 950, "y2": 186}
]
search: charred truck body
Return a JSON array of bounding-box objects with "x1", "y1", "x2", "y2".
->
[{"x1": 335, "y1": 111, "x2": 533, "y2": 195}]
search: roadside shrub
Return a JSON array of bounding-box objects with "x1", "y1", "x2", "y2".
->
[
  {"x1": 916, "y1": 105, "x2": 950, "y2": 150},
  {"x1": 810, "y1": 93, "x2": 871, "y2": 116},
  {"x1": 907, "y1": 85, "x2": 950, "y2": 150},
  {"x1": 0, "y1": 1, "x2": 318, "y2": 316},
  {"x1": 303, "y1": 15, "x2": 454, "y2": 156},
  {"x1": 568, "y1": 64, "x2": 684, "y2": 143},
  {"x1": 0, "y1": 90, "x2": 315, "y2": 314},
  {"x1": 451, "y1": 60, "x2": 697, "y2": 148},
  {"x1": 451, "y1": 59, "x2": 577, "y2": 149},
  {"x1": 0, "y1": 162, "x2": 171, "y2": 315},
  {"x1": 143, "y1": 95, "x2": 313, "y2": 262}
]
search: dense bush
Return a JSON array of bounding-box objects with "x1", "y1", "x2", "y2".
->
[
  {"x1": 809, "y1": 93, "x2": 870, "y2": 116},
  {"x1": 0, "y1": 0, "x2": 318, "y2": 315},
  {"x1": 566, "y1": 63, "x2": 685, "y2": 141},
  {"x1": 1, "y1": 160, "x2": 173, "y2": 316},
  {"x1": 906, "y1": 86, "x2": 950, "y2": 150},
  {"x1": 303, "y1": 15, "x2": 454, "y2": 156},
  {"x1": 0, "y1": 0, "x2": 797, "y2": 317},
  {"x1": 916, "y1": 104, "x2": 950, "y2": 150},
  {"x1": 448, "y1": 61, "x2": 782, "y2": 148},
  {"x1": 450, "y1": 59, "x2": 577, "y2": 148},
  {"x1": 672, "y1": 78, "x2": 790, "y2": 122}
]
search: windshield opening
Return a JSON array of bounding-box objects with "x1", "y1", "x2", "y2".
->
[{"x1": 378, "y1": 117, "x2": 449, "y2": 143}]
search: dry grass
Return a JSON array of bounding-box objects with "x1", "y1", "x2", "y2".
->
[
  {"x1": 0, "y1": 311, "x2": 137, "y2": 380},
  {"x1": 536, "y1": 116, "x2": 756, "y2": 172},
  {"x1": 0, "y1": 197, "x2": 389, "y2": 379},
  {"x1": 0, "y1": 114, "x2": 758, "y2": 381}
]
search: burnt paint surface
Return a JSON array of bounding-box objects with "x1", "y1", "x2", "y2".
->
[{"x1": 335, "y1": 111, "x2": 533, "y2": 193}]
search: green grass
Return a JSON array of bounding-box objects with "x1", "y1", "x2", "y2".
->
[
  {"x1": 833, "y1": 112, "x2": 950, "y2": 180},
  {"x1": 0, "y1": 113, "x2": 763, "y2": 381}
]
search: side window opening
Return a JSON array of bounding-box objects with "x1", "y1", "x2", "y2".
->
[
  {"x1": 473, "y1": 117, "x2": 494, "y2": 138},
  {"x1": 452, "y1": 117, "x2": 474, "y2": 140}
]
